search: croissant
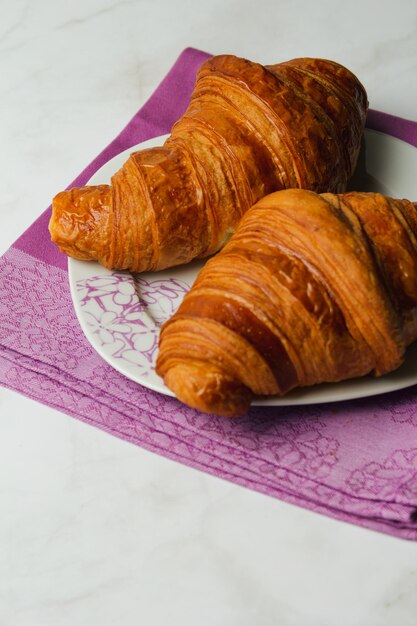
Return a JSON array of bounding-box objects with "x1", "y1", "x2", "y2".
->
[
  {"x1": 49, "y1": 54, "x2": 367, "y2": 272},
  {"x1": 156, "y1": 190, "x2": 417, "y2": 417}
]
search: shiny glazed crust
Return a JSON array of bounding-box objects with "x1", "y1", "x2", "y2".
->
[
  {"x1": 156, "y1": 190, "x2": 417, "y2": 417},
  {"x1": 49, "y1": 55, "x2": 368, "y2": 272}
]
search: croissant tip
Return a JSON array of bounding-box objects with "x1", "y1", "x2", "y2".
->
[
  {"x1": 49, "y1": 185, "x2": 112, "y2": 262},
  {"x1": 162, "y1": 363, "x2": 253, "y2": 417}
]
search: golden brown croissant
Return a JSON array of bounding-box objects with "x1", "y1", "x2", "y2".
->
[
  {"x1": 156, "y1": 190, "x2": 417, "y2": 417},
  {"x1": 49, "y1": 55, "x2": 367, "y2": 272}
]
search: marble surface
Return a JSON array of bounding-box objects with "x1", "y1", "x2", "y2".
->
[{"x1": 1, "y1": 0, "x2": 417, "y2": 624}]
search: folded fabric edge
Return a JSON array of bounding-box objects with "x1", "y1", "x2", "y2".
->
[
  {"x1": 2, "y1": 344, "x2": 417, "y2": 539},
  {"x1": 2, "y1": 356, "x2": 416, "y2": 541}
]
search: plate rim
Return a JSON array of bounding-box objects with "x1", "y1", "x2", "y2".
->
[{"x1": 68, "y1": 129, "x2": 417, "y2": 407}]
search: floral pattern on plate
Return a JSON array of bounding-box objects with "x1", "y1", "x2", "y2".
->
[{"x1": 76, "y1": 272, "x2": 190, "y2": 376}]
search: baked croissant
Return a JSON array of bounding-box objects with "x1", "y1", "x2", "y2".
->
[
  {"x1": 156, "y1": 190, "x2": 417, "y2": 417},
  {"x1": 49, "y1": 54, "x2": 367, "y2": 272}
]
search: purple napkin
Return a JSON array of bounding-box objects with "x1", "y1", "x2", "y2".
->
[{"x1": 2, "y1": 47, "x2": 417, "y2": 540}]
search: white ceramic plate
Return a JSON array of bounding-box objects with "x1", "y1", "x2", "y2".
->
[{"x1": 68, "y1": 130, "x2": 417, "y2": 406}]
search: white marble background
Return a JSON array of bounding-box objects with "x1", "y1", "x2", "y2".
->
[{"x1": 1, "y1": 0, "x2": 417, "y2": 624}]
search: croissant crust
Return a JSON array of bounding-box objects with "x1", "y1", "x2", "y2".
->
[
  {"x1": 156, "y1": 190, "x2": 417, "y2": 417},
  {"x1": 49, "y1": 54, "x2": 368, "y2": 272}
]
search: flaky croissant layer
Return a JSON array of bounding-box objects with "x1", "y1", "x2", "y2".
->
[
  {"x1": 156, "y1": 190, "x2": 417, "y2": 417},
  {"x1": 49, "y1": 54, "x2": 367, "y2": 272}
]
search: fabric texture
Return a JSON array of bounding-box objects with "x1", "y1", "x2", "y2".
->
[{"x1": 2, "y1": 47, "x2": 417, "y2": 540}]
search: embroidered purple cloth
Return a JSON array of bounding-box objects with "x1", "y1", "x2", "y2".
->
[{"x1": 2, "y1": 47, "x2": 417, "y2": 540}]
